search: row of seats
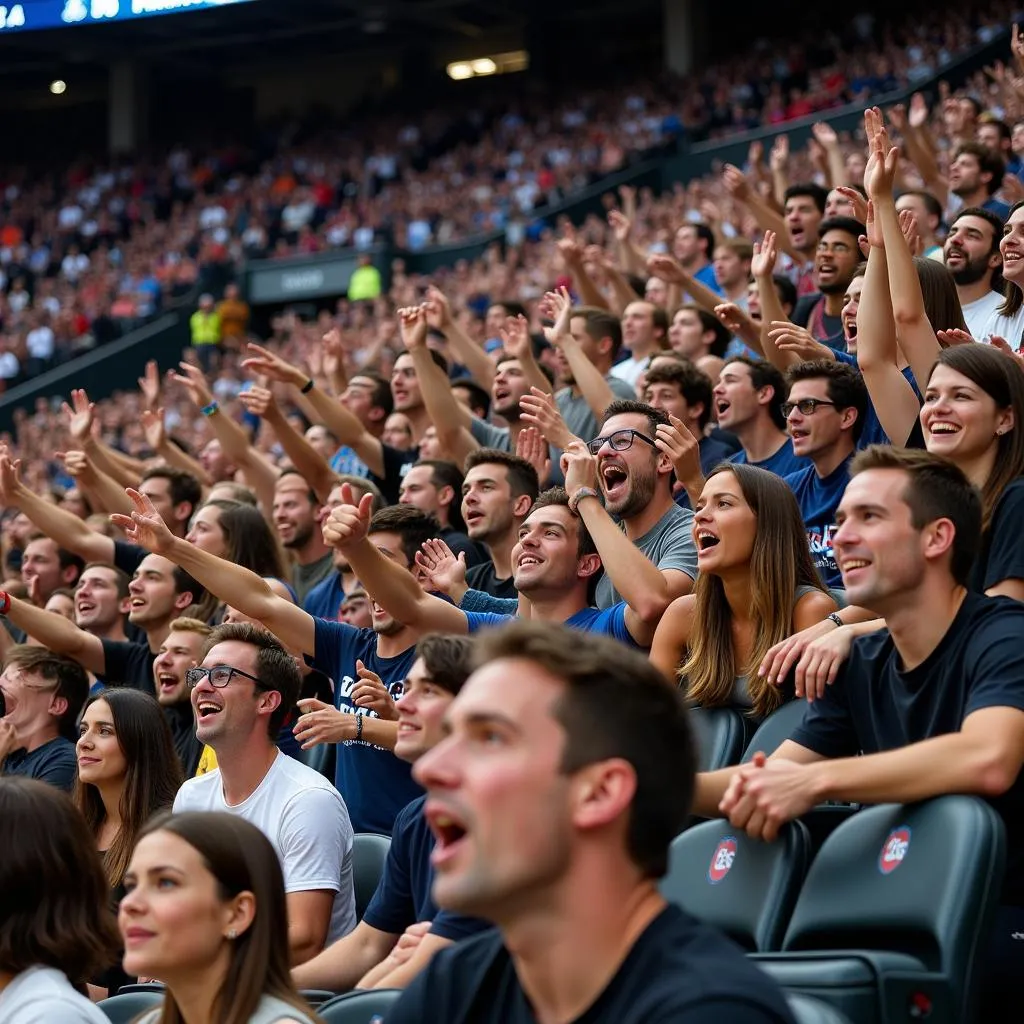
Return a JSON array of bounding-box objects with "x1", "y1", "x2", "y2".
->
[
  {"x1": 692, "y1": 700, "x2": 808, "y2": 773},
  {"x1": 661, "y1": 796, "x2": 1005, "y2": 1023}
]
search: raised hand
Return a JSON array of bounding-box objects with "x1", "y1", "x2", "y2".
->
[
  {"x1": 747, "y1": 139, "x2": 765, "y2": 169},
  {"x1": 767, "y1": 321, "x2": 835, "y2": 361},
  {"x1": 109, "y1": 488, "x2": 176, "y2": 553},
  {"x1": 540, "y1": 287, "x2": 573, "y2": 345},
  {"x1": 351, "y1": 660, "x2": 399, "y2": 720},
  {"x1": 908, "y1": 92, "x2": 929, "y2": 129},
  {"x1": 515, "y1": 424, "x2": 551, "y2": 485},
  {"x1": 56, "y1": 449, "x2": 96, "y2": 485},
  {"x1": 237, "y1": 385, "x2": 278, "y2": 419},
  {"x1": 769, "y1": 134, "x2": 790, "y2": 171},
  {"x1": 499, "y1": 314, "x2": 532, "y2": 360},
  {"x1": 886, "y1": 104, "x2": 908, "y2": 132},
  {"x1": 414, "y1": 537, "x2": 468, "y2": 600},
  {"x1": 0, "y1": 448, "x2": 24, "y2": 505},
  {"x1": 645, "y1": 253, "x2": 687, "y2": 285},
  {"x1": 519, "y1": 387, "x2": 578, "y2": 451},
  {"x1": 750, "y1": 230, "x2": 779, "y2": 280},
  {"x1": 607, "y1": 209, "x2": 632, "y2": 243},
  {"x1": 138, "y1": 359, "x2": 160, "y2": 410},
  {"x1": 397, "y1": 305, "x2": 428, "y2": 350},
  {"x1": 559, "y1": 438, "x2": 599, "y2": 498},
  {"x1": 654, "y1": 414, "x2": 701, "y2": 487},
  {"x1": 241, "y1": 342, "x2": 304, "y2": 387},
  {"x1": 1013, "y1": 23, "x2": 1024, "y2": 75},
  {"x1": 862, "y1": 107, "x2": 899, "y2": 202},
  {"x1": 424, "y1": 286, "x2": 452, "y2": 331},
  {"x1": 898, "y1": 208, "x2": 924, "y2": 257},
  {"x1": 556, "y1": 235, "x2": 584, "y2": 266},
  {"x1": 61, "y1": 388, "x2": 95, "y2": 445},
  {"x1": 141, "y1": 408, "x2": 166, "y2": 451},
  {"x1": 811, "y1": 123, "x2": 838, "y2": 149},
  {"x1": 936, "y1": 328, "x2": 977, "y2": 347},
  {"x1": 168, "y1": 362, "x2": 215, "y2": 408},
  {"x1": 713, "y1": 303, "x2": 747, "y2": 333},
  {"x1": 835, "y1": 185, "x2": 868, "y2": 226},
  {"x1": 989, "y1": 336, "x2": 1024, "y2": 371},
  {"x1": 321, "y1": 483, "x2": 375, "y2": 550},
  {"x1": 722, "y1": 163, "x2": 751, "y2": 200}
]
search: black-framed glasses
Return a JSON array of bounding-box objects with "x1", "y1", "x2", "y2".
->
[
  {"x1": 186, "y1": 665, "x2": 270, "y2": 691},
  {"x1": 586, "y1": 428, "x2": 659, "y2": 456},
  {"x1": 781, "y1": 398, "x2": 837, "y2": 418}
]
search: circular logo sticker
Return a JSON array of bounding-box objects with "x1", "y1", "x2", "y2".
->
[
  {"x1": 878, "y1": 826, "x2": 911, "y2": 875},
  {"x1": 708, "y1": 836, "x2": 738, "y2": 884}
]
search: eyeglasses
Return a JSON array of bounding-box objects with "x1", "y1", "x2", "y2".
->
[
  {"x1": 781, "y1": 398, "x2": 836, "y2": 418},
  {"x1": 586, "y1": 428, "x2": 659, "y2": 456},
  {"x1": 186, "y1": 665, "x2": 270, "y2": 690}
]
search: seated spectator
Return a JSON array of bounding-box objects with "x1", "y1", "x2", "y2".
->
[
  {"x1": 0, "y1": 645, "x2": 89, "y2": 791},
  {"x1": 74, "y1": 689, "x2": 183, "y2": 997},
  {"x1": 172, "y1": 622, "x2": 357, "y2": 963},
  {"x1": 294, "y1": 634, "x2": 490, "y2": 993},
  {"x1": 386, "y1": 620, "x2": 795, "y2": 1023},
  {"x1": 0, "y1": 777, "x2": 119, "y2": 1024},
  {"x1": 121, "y1": 812, "x2": 319, "y2": 1024},
  {"x1": 151, "y1": 617, "x2": 210, "y2": 776},
  {"x1": 651, "y1": 465, "x2": 836, "y2": 715}
]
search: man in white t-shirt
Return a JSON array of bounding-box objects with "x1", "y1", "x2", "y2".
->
[
  {"x1": 173, "y1": 622, "x2": 356, "y2": 963},
  {"x1": 943, "y1": 207, "x2": 1007, "y2": 339}
]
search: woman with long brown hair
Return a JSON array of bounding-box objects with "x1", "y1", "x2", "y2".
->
[
  {"x1": 121, "y1": 812, "x2": 321, "y2": 1024},
  {"x1": 74, "y1": 688, "x2": 183, "y2": 996},
  {"x1": 651, "y1": 464, "x2": 837, "y2": 719}
]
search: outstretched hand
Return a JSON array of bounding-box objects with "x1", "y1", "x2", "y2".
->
[
  {"x1": 61, "y1": 388, "x2": 95, "y2": 445},
  {"x1": 415, "y1": 538, "x2": 468, "y2": 599},
  {"x1": 109, "y1": 488, "x2": 176, "y2": 554}
]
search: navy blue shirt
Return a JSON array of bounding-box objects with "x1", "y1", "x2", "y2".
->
[
  {"x1": 730, "y1": 438, "x2": 806, "y2": 478},
  {"x1": 784, "y1": 456, "x2": 852, "y2": 589},
  {"x1": 970, "y1": 478, "x2": 1024, "y2": 595},
  {"x1": 2, "y1": 736, "x2": 76, "y2": 791},
  {"x1": 304, "y1": 571, "x2": 345, "y2": 620},
  {"x1": 362, "y1": 795, "x2": 492, "y2": 942},
  {"x1": 835, "y1": 352, "x2": 921, "y2": 447},
  {"x1": 464, "y1": 604, "x2": 639, "y2": 648},
  {"x1": 700, "y1": 432, "x2": 740, "y2": 474},
  {"x1": 313, "y1": 620, "x2": 423, "y2": 834}
]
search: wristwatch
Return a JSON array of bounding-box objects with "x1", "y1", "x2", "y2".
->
[
  {"x1": 827, "y1": 612, "x2": 844, "y2": 629},
  {"x1": 568, "y1": 487, "x2": 600, "y2": 515}
]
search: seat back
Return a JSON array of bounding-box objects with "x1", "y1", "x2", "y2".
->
[
  {"x1": 786, "y1": 992, "x2": 855, "y2": 1024},
  {"x1": 782, "y1": 796, "x2": 1005, "y2": 1021},
  {"x1": 741, "y1": 699, "x2": 808, "y2": 762},
  {"x1": 98, "y1": 991, "x2": 163, "y2": 1023},
  {"x1": 690, "y1": 706, "x2": 748, "y2": 771},
  {"x1": 353, "y1": 832, "x2": 392, "y2": 919},
  {"x1": 292, "y1": 741, "x2": 333, "y2": 776},
  {"x1": 318, "y1": 988, "x2": 403, "y2": 1022},
  {"x1": 660, "y1": 817, "x2": 810, "y2": 951}
]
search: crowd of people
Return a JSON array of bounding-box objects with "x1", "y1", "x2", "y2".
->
[{"x1": 5, "y1": 4, "x2": 1024, "y2": 1024}]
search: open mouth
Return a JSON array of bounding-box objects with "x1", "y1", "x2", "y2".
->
[
  {"x1": 517, "y1": 554, "x2": 543, "y2": 570},
  {"x1": 601, "y1": 463, "x2": 628, "y2": 494},
  {"x1": 716, "y1": 399, "x2": 731, "y2": 418},
  {"x1": 129, "y1": 597, "x2": 146, "y2": 611},
  {"x1": 695, "y1": 529, "x2": 720, "y2": 551},
  {"x1": 196, "y1": 700, "x2": 222, "y2": 720},
  {"x1": 157, "y1": 673, "x2": 180, "y2": 694},
  {"x1": 843, "y1": 319, "x2": 858, "y2": 341},
  {"x1": 927, "y1": 421, "x2": 961, "y2": 436},
  {"x1": 427, "y1": 805, "x2": 469, "y2": 866}
]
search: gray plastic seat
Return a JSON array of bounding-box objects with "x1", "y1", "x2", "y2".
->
[
  {"x1": 690, "y1": 706, "x2": 748, "y2": 771},
  {"x1": 786, "y1": 992, "x2": 855, "y2": 1023},
  {"x1": 99, "y1": 991, "x2": 163, "y2": 1023},
  {"x1": 318, "y1": 988, "x2": 403, "y2": 1022},
  {"x1": 741, "y1": 699, "x2": 808, "y2": 762},
  {"x1": 353, "y1": 832, "x2": 391, "y2": 920}
]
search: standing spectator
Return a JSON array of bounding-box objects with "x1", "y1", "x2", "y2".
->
[
  {"x1": 216, "y1": 283, "x2": 250, "y2": 349},
  {"x1": 348, "y1": 251, "x2": 382, "y2": 302},
  {"x1": 190, "y1": 293, "x2": 222, "y2": 374}
]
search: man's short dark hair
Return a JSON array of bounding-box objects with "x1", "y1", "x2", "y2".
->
[
  {"x1": 817, "y1": 216, "x2": 867, "y2": 244},
  {"x1": 4, "y1": 645, "x2": 89, "y2": 741},
  {"x1": 979, "y1": 114, "x2": 1012, "y2": 143},
  {"x1": 850, "y1": 446, "x2": 982, "y2": 586},
  {"x1": 570, "y1": 306, "x2": 623, "y2": 360},
  {"x1": 471, "y1": 620, "x2": 695, "y2": 878},
  {"x1": 451, "y1": 378, "x2": 491, "y2": 419},
  {"x1": 24, "y1": 533, "x2": 85, "y2": 584},
  {"x1": 493, "y1": 300, "x2": 528, "y2": 320},
  {"x1": 644, "y1": 362, "x2": 714, "y2": 430},
  {"x1": 276, "y1": 468, "x2": 319, "y2": 506},
  {"x1": 528, "y1": 487, "x2": 597, "y2": 559},
  {"x1": 772, "y1": 273, "x2": 797, "y2": 312},
  {"x1": 172, "y1": 565, "x2": 206, "y2": 608},
  {"x1": 676, "y1": 303, "x2": 730, "y2": 358},
  {"x1": 141, "y1": 466, "x2": 202, "y2": 514},
  {"x1": 954, "y1": 142, "x2": 1006, "y2": 197},
  {"x1": 80, "y1": 562, "x2": 131, "y2": 600},
  {"x1": 415, "y1": 633, "x2": 475, "y2": 696},
  {"x1": 352, "y1": 370, "x2": 394, "y2": 418},
  {"x1": 463, "y1": 448, "x2": 540, "y2": 502},
  {"x1": 723, "y1": 355, "x2": 789, "y2": 430},
  {"x1": 690, "y1": 222, "x2": 716, "y2": 261},
  {"x1": 412, "y1": 459, "x2": 467, "y2": 531},
  {"x1": 369, "y1": 504, "x2": 441, "y2": 567},
  {"x1": 602, "y1": 399, "x2": 670, "y2": 440},
  {"x1": 899, "y1": 189, "x2": 944, "y2": 224},
  {"x1": 950, "y1": 206, "x2": 1005, "y2": 255},
  {"x1": 202, "y1": 622, "x2": 301, "y2": 736},
  {"x1": 784, "y1": 183, "x2": 828, "y2": 215},
  {"x1": 786, "y1": 359, "x2": 869, "y2": 442}
]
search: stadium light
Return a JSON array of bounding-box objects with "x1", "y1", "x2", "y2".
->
[
  {"x1": 446, "y1": 50, "x2": 528, "y2": 81},
  {"x1": 49, "y1": 79, "x2": 66, "y2": 95}
]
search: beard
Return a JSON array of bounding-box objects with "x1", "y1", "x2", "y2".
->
[
  {"x1": 946, "y1": 250, "x2": 992, "y2": 286},
  {"x1": 283, "y1": 522, "x2": 314, "y2": 550},
  {"x1": 606, "y1": 463, "x2": 657, "y2": 519}
]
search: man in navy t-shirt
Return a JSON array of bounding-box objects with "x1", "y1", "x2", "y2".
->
[
  {"x1": 294, "y1": 634, "x2": 490, "y2": 994},
  {"x1": 323, "y1": 485, "x2": 662, "y2": 650},
  {"x1": 782, "y1": 361, "x2": 867, "y2": 591}
]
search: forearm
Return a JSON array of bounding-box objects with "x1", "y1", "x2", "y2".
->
[
  {"x1": 358, "y1": 716, "x2": 398, "y2": 751},
  {"x1": 361, "y1": 935, "x2": 453, "y2": 991},
  {"x1": 293, "y1": 929, "x2": 391, "y2": 992},
  {"x1": 515, "y1": 350, "x2": 555, "y2": 399},
  {"x1": 10, "y1": 484, "x2": 112, "y2": 562},
  {"x1": 825, "y1": 146, "x2": 845, "y2": 190},
  {"x1": 343, "y1": 537, "x2": 435, "y2": 626},
  {"x1": 771, "y1": 165, "x2": 789, "y2": 209},
  {"x1": 305, "y1": 390, "x2": 385, "y2": 478},
  {"x1": 693, "y1": 766, "x2": 742, "y2": 818},
  {"x1": 682, "y1": 266, "x2": 735, "y2": 317},
  {"x1": 742, "y1": 195, "x2": 801, "y2": 261},
  {"x1": 566, "y1": 260, "x2": 610, "y2": 311},
  {"x1": 603, "y1": 262, "x2": 642, "y2": 315},
  {"x1": 6, "y1": 598, "x2": 102, "y2": 672},
  {"x1": 156, "y1": 439, "x2": 213, "y2": 487},
  {"x1": 78, "y1": 465, "x2": 134, "y2": 517},
  {"x1": 442, "y1": 321, "x2": 495, "y2": 390},
  {"x1": 82, "y1": 438, "x2": 141, "y2": 489},
  {"x1": 756, "y1": 274, "x2": 798, "y2": 369},
  {"x1": 289, "y1": 926, "x2": 328, "y2": 967},
  {"x1": 265, "y1": 406, "x2": 337, "y2": 504},
  {"x1": 409, "y1": 347, "x2": 471, "y2": 440},
  {"x1": 561, "y1": 340, "x2": 616, "y2": 420}
]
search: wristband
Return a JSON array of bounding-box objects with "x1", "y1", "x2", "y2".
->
[
  {"x1": 827, "y1": 612, "x2": 844, "y2": 629},
  {"x1": 567, "y1": 487, "x2": 600, "y2": 516},
  {"x1": 0, "y1": 591, "x2": 9, "y2": 616},
  {"x1": 355, "y1": 713, "x2": 363, "y2": 741},
  {"x1": 201, "y1": 401, "x2": 219, "y2": 417},
  {"x1": 301, "y1": 378, "x2": 315, "y2": 394}
]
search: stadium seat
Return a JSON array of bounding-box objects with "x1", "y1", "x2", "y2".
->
[
  {"x1": 740, "y1": 699, "x2": 808, "y2": 762},
  {"x1": 690, "y1": 707, "x2": 749, "y2": 771},
  {"x1": 317, "y1": 988, "x2": 403, "y2": 1022},
  {"x1": 752, "y1": 796, "x2": 1006, "y2": 1024},
  {"x1": 115, "y1": 983, "x2": 165, "y2": 995},
  {"x1": 98, "y1": 991, "x2": 163, "y2": 1023},
  {"x1": 786, "y1": 993, "x2": 855, "y2": 1023},
  {"x1": 353, "y1": 832, "x2": 392, "y2": 919},
  {"x1": 660, "y1": 818, "x2": 810, "y2": 952},
  {"x1": 300, "y1": 989, "x2": 341, "y2": 1008},
  {"x1": 292, "y1": 741, "x2": 333, "y2": 777}
]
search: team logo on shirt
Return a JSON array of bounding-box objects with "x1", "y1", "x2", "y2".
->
[
  {"x1": 878, "y1": 826, "x2": 911, "y2": 875},
  {"x1": 708, "y1": 836, "x2": 738, "y2": 884}
]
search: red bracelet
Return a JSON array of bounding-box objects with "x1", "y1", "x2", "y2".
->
[{"x1": 0, "y1": 591, "x2": 10, "y2": 616}]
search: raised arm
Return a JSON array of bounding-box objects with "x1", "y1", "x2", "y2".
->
[
  {"x1": 499, "y1": 313, "x2": 554, "y2": 397},
  {"x1": 321, "y1": 486, "x2": 468, "y2": 635},
  {"x1": 61, "y1": 389, "x2": 142, "y2": 490},
  {"x1": 723, "y1": 164, "x2": 802, "y2": 262},
  {"x1": 3, "y1": 593, "x2": 106, "y2": 675},
  {"x1": 0, "y1": 450, "x2": 114, "y2": 564},
  {"x1": 557, "y1": 236, "x2": 610, "y2": 311},
  {"x1": 56, "y1": 449, "x2": 133, "y2": 517},
  {"x1": 647, "y1": 254, "x2": 722, "y2": 318},
  {"x1": 424, "y1": 287, "x2": 495, "y2": 390},
  {"x1": 110, "y1": 489, "x2": 315, "y2": 654},
  {"x1": 141, "y1": 409, "x2": 213, "y2": 488},
  {"x1": 811, "y1": 123, "x2": 846, "y2": 189}
]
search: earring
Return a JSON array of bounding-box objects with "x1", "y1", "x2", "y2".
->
[{"x1": 227, "y1": 929, "x2": 237, "y2": 940}]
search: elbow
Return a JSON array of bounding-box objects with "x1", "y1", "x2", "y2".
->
[
  {"x1": 289, "y1": 929, "x2": 327, "y2": 967},
  {"x1": 973, "y1": 753, "x2": 1020, "y2": 798},
  {"x1": 634, "y1": 591, "x2": 673, "y2": 626},
  {"x1": 891, "y1": 307, "x2": 926, "y2": 330}
]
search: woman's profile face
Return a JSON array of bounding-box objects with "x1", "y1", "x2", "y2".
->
[
  {"x1": 186, "y1": 504, "x2": 227, "y2": 557},
  {"x1": 76, "y1": 699, "x2": 128, "y2": 788},
  {"x1": 119, "y1": 830, "x2": 242, "y2": 980},
  {"x1": 691, "y1": 471, "x2": 756, "y2": 574}
]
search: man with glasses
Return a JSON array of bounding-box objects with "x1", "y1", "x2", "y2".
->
[
  {"x1": 571, "y1": 400, "x2": 696, "y2": 612},
  {"x1": 0, "y1": 645, "x2": 89, "y2": 792},
  {"x1": 173, "y1": 621, "x2": 357, "y2": 963},
  {"x1": 782, "y1": 362, "x2": 868, "y2": 594}
]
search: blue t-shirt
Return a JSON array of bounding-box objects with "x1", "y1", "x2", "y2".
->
[
  {"x1": 784, "y1": 457, "x2": 852, "y2": 589},
  {"x1": 730, "y1": 438, "x2": 806, "y2": 478},
  {"x1": 1, "y1": 736, "x2": 76, "y2": 792},
  {"x1": 834, "y1": 352, "x2": 920, "y2": 447},
  {"x1": 362, "y1": 795, "x2": 492, "y2": 942},
  {"x1": 330, "y1": 445, "x2": 371, "y2": 478},
  {"x1": 693, "y1": 262, "x2": 721, "y2": 294},
  {"x1": 304, "y1": 571, "x2": 345, "y2": 620},
  {"x1": 464, "y1": 604, "x2": 639, "y2": 648},
  {"x1": 313, "y1": 620, "x2": 423, "y2": 834}
]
